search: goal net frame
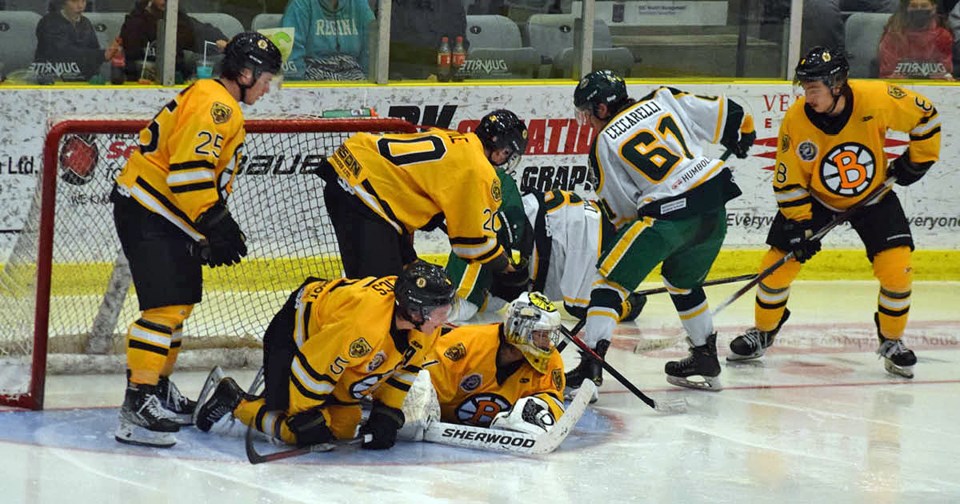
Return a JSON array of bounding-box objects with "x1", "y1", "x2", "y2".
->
[{"x1": 0, "y1": 116, "x2": 418, "y2": 410}]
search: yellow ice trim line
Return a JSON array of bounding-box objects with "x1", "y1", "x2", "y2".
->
[{"x1": 11, "y1": 250, "x2": 960, "y2": 297}]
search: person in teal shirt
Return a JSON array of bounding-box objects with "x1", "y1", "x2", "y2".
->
[{"x1": 281, "y1": 0, "x2": 374, "y2": 80}]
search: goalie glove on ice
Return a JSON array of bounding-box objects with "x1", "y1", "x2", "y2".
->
[
  {"x1": 490, "y1": 396, "x2": 556, "y2": 435},
  {"x1": 194, "y1": 201, "x2": 247, "y2": 267}
]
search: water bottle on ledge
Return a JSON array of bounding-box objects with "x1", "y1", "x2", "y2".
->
[
  {"x1": 452, "y1": 36, "x2": 466, "y2": 82},
  {"x1": 321, "y1": 108, "x2": 378, "y2": 118},
  {"x1": 437, "y1": 36, "x2": 451, "y2": 82}
]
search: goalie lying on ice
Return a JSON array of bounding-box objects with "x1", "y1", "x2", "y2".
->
[{"x1": 399, "y1": 292, "x2": 567, "y2": 441}]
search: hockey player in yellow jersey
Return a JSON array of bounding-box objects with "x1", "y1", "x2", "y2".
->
[
  {"x1": 727, "y1": 47, "x2": 940, "y2": 379},
  {"x1": 318, "y1": 109, "x2": 528, "y2": 279},
  {"x1": 421, "y1": 292, "x2": 566, "y2": 434},
  {"x1": 195, "y1": 261, "x2": 457, "y2": 450},
  {"x1": 111, "y1": 32, "x2": 282, "y2": 448}
]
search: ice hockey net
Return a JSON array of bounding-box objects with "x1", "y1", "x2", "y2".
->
[{"x1": 0, "y1": 116, "x2": 418, "y2": 410}]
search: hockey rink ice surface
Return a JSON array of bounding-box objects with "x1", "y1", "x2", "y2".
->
[{"x1": 1, "y1": 281, "x2": 958, "y2": 504}]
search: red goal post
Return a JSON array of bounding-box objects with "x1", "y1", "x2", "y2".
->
[{"x1": 0, "y1": 116, "x2": 418, "y2": 410}]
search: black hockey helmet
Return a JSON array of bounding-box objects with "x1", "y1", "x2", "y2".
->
[
  {"x1": 794, "y1": 46, "x2": 849, "y2": 89},
  {"x1": 395, "y1": 260, "x2": 456, "y2": 329},
  {"x1": 221, "y1": 31, "x2": 282, "y2": 82},
  {"x1": 475, "y1": 109, "x2": 528, "y2": 171},
  {"x1": 574, "y1": 69, "x2": 629, "y2": 120}
]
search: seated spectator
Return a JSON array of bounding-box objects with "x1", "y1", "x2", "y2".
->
[
  {"x1": 388, "y1": 0, "x2": 467, "y2": 80},
  {"x1": 763, "y1": 0, "x2": 898, "y2": 55},
  {"x1": 119, "y1": 0, "x2": 228, "y2": 82},
  {"x1": 880, "y1": 0, "x2": 954, "y2": 79},
  {"x1": 281, "y1": 0, "x2": 374, "y2": 81},
  {"x1": 34, "y1": 0, "x2": 121, "y2": 81}
]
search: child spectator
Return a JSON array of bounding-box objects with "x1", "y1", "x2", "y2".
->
[
  {"x1": 280, "y1": 0, "x2": 374, "y2": 81},
  {"x1": 120, "y1": 0, "x2": 228, "y2": 82},
  {"x1": 879, "y1": 0, "x2": 954, "y2": 79},
  {"x1": 34, "y1": 0, "x2": 122, "y2": 80}
]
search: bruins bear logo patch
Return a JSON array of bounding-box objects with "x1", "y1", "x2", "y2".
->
[
  {"x1": 444, "y1": 343, "x2": 466, "y2": 361},
  {"x1": 349, "y1": 337, "x2": 372, "y2": 358},
  {"x1": 211, "y1": 102, "x2": 233, "y2": 124}
]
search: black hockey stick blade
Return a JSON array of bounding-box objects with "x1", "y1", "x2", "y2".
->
[
  {"x1": 245, "y1": 422, "x2": 369, "y2": 464},
  {"x1": 560, "y1": 325, "x2": 687, "y2": 414}
]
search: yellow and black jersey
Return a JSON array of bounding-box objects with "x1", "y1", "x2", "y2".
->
[
  {"x1": 287, "y1": 276, "x2": 441, "y2": 415},
  {"x1": 774, "y1": 80, "x2": 940, "y2": 221},
  {"x1": 116, "y1": 79, "x2": 246, "y2": 241},
  {"x1": 425, "y1": 323, "x2": 565, "y2": 427},
  {"x1": 327, "y1": 129, "x2": 505, "y2": 264}
]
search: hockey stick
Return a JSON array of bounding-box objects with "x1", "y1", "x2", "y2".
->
[
  {"x1": 421, "y1": 380, "x2": 596, "y2": 455},
  {"x1": 245, "y1": 424, "x2": 370, "y2": 464},
  {"x1": 711, "y1": 177, "x2": 897, "y2": 316},
  {"x1": 556, "y1": 273, "x2": 757, "y2": 353},
  {"x1": 561, "y1": 325, "x2": 687, "y2": 414}
]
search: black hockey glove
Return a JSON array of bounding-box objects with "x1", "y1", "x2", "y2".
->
[
  {"x1": 721, "y1": 114, "x2": 756, "y2": 159},
  {"x1": 887, "y1": 151, "x2": 931, "y2": 186},
  {"x1": 489, "y1": 262, "x2": 530, "y2": 302},
  {"x1": 285, "y1": 407, "x2": 335, "y2": 447},
  {"x1": 194, "y1": 202, "x2": 247, "y2": 268},
  {"x1": 359, "y1": 402, "x2": 404, "y2": 450},
  {"x1": 783, "y1": 219, "x2": 821, "y2": 264}
]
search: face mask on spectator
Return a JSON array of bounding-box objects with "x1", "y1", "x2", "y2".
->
[{"x1": 905, "y1": 8, "x2": 934, "y2": 29}]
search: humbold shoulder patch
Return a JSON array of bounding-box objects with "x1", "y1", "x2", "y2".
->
[
  {"x1": 444, "y1": 342, "x2": 466, "y2": 361},
  {"x1": 491, "y1": 178, "x2": 502, "y2": 202},
  {"x1": 211, "y1": 102, "x2": 233, "y2": 124},
  {"x1": 552, "y1": 368, "x2": 563, "y2": 391},
  {"x1": 349, "y1": 337, "x2": 373, "y2": 358}
]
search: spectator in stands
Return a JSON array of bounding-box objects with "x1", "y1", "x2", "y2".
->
[
  {"x1": 945, "y1": 1, "x2": 960, "y2": 75},
  {"x1": 387, "y1": 0, "x2": 468, "y2": 80},
  {"x1": 280, "y1": 0, "x2": 374, "y2": 80},
  {"x1": 880, "y1": 0, "x2": 954, "y2": 79},
  {"x1": 763, "y1": 0, "x2": 898, "y2": 55},
  {"x1": 34, "y1": 0, "x2": 122, "y2": 81},
  {"x1": 120, "y1": 0, "x2": 228, "y2": 82}
]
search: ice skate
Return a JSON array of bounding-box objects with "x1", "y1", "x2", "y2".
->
[
  {"x1": 196, "y1": 377, "x2": 244, "y2": 432},
  {"x1": 876, "y1": 314, "x2": 916, "y2": 378},
  {"x1": 115, "y1": 383, "x2": 180, "y2": 448},
  {"x1": 665, "y1": 334, "x2": 722, "y2": 391},
  {"x1": 156, "y1": 375, "x2": 196, "y2": 425},
  {"x1": 564, "y1": 339, "x2": 609, "y2": 404},
  {"x1": 727, "y1": 309, "x2": 791, "y2": 362}
]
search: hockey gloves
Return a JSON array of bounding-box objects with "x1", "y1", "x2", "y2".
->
[
  {"x1": 722, "y1": 114, "x2": 756, "y2": 159},
  {"x1": 783, "y1": 219, "x2": 821, "y2": 264},
  {"x1": 194, "y1": 202, "x2": 248, "y2": 268},
  {"x1": 359, "y1": 402, "x2": 405, "y2": 450},
  {"x1": 285, "y1": 407, "x2": 335, "y2": 447},
  {"x1": 490, "y1": 262, "x2": 530, "y2": 302},
  {"x1": 888, "y1": 151, "x2": 931, "y2": 186}
]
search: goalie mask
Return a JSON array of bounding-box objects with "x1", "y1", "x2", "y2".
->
[
  {"x1": 395, "y1": 261, "x2": 457, "y2": 331},
  {"x1": 504, "y1": 292, "x2": 561, "y2": 374},
  {"x1": 475, "y1": 109, "x2": 528, "y2": 173},
  {"x1": 574, "y1": 69, "x2": 628, "y2": 124}
]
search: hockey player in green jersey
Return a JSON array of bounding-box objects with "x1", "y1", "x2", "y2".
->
[{"x1": 569, "y1": 69, "x2": 756, "y2": 392}]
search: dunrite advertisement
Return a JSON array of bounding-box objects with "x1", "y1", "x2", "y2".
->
[{"x1": 0, "y1": 82, "x2": 958, "y2": 260}]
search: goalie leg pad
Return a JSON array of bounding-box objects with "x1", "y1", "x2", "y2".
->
[{"x1": 398, "y1": 370, "x2": 440, "y2": 442}]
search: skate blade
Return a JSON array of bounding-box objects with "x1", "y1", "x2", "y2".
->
[
  {"x1": 173, "y1": 412, "x2": 194, "y2": 426},
  {"x1": 654, "y1": 397, "x2": 688, "y2": 414},
  {"x1": 725, "y1": 350, "x2": 765, "y2": 362},
  {"x1": 666, "y1": 374, "x2": 723, "y2": 392},
  {"x1": 883, "y1": 359, "x2": 914, "y2": 379},
  {"x1": 192, "y1": 366, "x2": 225, "y2": 425},
  {"x1": 115, "y1": 421, "x2": 177, "y2": 448}
]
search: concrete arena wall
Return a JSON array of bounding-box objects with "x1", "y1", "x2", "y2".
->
[{"x1": 0, "y1": 81, "x2": 957, "y2": 275}]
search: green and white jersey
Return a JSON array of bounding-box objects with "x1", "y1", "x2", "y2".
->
[{"x1": 589, "y1": 87, "x2": 746, "y2": 227}]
